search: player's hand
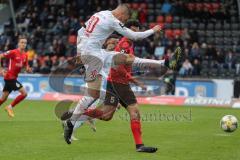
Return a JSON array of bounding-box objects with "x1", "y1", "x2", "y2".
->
[
  {"x1": 0, "y1": 68, "x2": 6, "y2": 77},
  {"x1": 75, "y1": 56, "x2": 82, "y2": 64},
  {"x1": 139, "y1": 84, "x2": 147, "y2": 91},
  {"x1": 26, "y1": 67, "x2": 33, "y2": 73},
  {"x1": 152, "y1": 25, "x2": 162, "y2": 33},
  {"x1": 133, "y1": 79, "x2": 147, "y2": 91}
]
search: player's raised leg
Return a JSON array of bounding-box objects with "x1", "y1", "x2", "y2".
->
[
  {"x1": 113, "y1": 46, "x2": 183, "y2": 72},
  {"x1": 69, "y1": 46, "x2": 184, "y2": 122}
]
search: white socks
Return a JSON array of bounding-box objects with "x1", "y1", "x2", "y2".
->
[
  {"x1": 71, "y1": 96, "x2": 96, "y2": 123},
  {"x1": 73, "y1": 120, "x2": 84, "y2": 130},
  {"x1": 133, "y1": 57, "x2": 165, "y2": 70}
]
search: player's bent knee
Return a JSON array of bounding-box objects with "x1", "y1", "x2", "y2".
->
[
  {"x1": 86, "y1": 76, "x2": 102, "y2": 99},
  {"x1": 98, "y1": 106, "x2": 116, "y2": 121},
  {"x1": 23, "y1": 92, "x2": 28, "y2": 97},
  {"x1": 130, "y1": 111, "x2": 140, "y2": 120},
  {"x1": 114, "y1": 54, "x2": 135, "y2": 65},
  {"x1": 128, "y1": 105, "x2": 140, "y2": 120},
  {"x1": 125, "y1": 54, "x2": 135, "y2": 64},
  {"x1": 101, "y1": 115, "x2": 113, "y2": 121},
  {"x1": 88, "y1": 89, "x2": 100, "y2": 99}
]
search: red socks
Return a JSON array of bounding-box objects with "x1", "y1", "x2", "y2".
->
[
  {"x1": 131, "y1": 120, "x2": 143, "y2": 145},
  {"x1": 11, "y1": 94, "x2": 27, "y2": 107},
  {"x1": 0, "y1": 99, "x2": 5, "y2": 106},
  {"x1": 84, "y1": 110, "x2": 143, "y2": 146},
  {"x1": 83, "y1": 108, "x2": 104, "y2": 118}
]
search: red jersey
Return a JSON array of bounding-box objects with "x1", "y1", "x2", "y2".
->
[
  {"x1": 107, "y1": 37, "x2": 134, "y2": 84},
  {"x1": 2, "y1": 49, "x2": 28, "y2": 80}
]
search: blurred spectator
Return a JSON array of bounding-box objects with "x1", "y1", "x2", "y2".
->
[
  {"x1": 26, "y1": 48, "x2": 36, "y2": 67},
  {"x1": 50, "y1": 55, "x2": 59, "y2": 72},
  {"x1": 181, "y1": 29, "x2": 191, "y2": 41},
  {"x1": 163, "y1": 49, "x2": 172, "y2": 61},
  {"x1": 55, "y1": 39, "x2": 66, "y2": 56},
  {"x1": 50, "y1": 20, "x2": 63, "y2": 35},
  {"x1": 161, "y1": 0, "x2": 172, "y2": 14},
  {"x1": 39, "y1": 61, "x2": 51, "y2": 74},
  {"x1": 189, "y1": 42, "x2": 202, "y2": 61},
  {"x1": 213, "y1": 50, "x2": 225, "y2": 69},
  {"x1": 183, "y1": 40, "x2": 189, "y2": 51},
  {"x1": 131, "y1": 9, "x2": 139, "y2": 20},
  {"x1": 138, "y1": 7, "x2": 147, "y2": 24},
  {"x1": 225, "y1": 50, "x2": 236, "y2": 69},
  {"x1": 205, "y1": 44, "x2": 217, "y2": 62},
  {"x1": 199, "y1": 43, "x2": 207, "y2": 58},
  {"x1": 184, "y1": 48, "x2": 190, "y2": 58},
  {"x1": 68, "y1": 29, "x2": 77, "y2": 45},
  {"x1": 179, "y1": 59, "x2": 193, "y2": 76},
  {"x1": 192, "y1": 59, "x2": 201, "y2": 75},
  {"x1": 32, "y1": 55, "x2": 40, "y2": 73}
]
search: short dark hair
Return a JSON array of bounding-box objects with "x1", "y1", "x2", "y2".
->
[
  {"x1": 125, "y1": 20, "x2": 140, "y2": 28},
  {"x1": 18, "y1": 35, "x2": 28, "y2": 41}
]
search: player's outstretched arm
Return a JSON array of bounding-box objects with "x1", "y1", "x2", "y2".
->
[
  {"x1": 113, "y1": 23, "x2": 162, "y2": 41},
  {"x1": 131, "y1": 78, "x2": 147, "y2": 91}
]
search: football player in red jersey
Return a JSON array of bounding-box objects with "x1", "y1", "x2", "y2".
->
[
  {"x1": 0, "y1": 35, "x2": 32, "y2": 117},
  {"x1": 103, "y1": 20, "x2": 158, "y2": 153}
]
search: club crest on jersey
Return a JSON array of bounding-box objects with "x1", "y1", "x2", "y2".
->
[
  {"x1": 119, "y1": 23, "x2": 125, "y2": 28},
  {"x1": 120, "y1": 49, "x2": 126, "y2": 54}
]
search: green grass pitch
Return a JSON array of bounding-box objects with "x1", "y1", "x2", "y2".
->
[{"x1": 0, "y1": 100, "x2": 239, "y2": 160}]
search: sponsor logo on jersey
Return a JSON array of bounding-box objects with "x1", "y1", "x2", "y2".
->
[
  {"x1": 90, "y1": 70, "x2": 98, "y2": 79},
  {"x1": 16, "y1": 82, "x2": 20, "y2": 88}
]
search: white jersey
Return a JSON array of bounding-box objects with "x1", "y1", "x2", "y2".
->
[{"x1": 77, "y1": 10, "x2": 154, "y2": 53}]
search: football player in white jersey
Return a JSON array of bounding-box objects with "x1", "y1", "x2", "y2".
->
[{"x1": 63, "y1": 4, "x2": 183, "y2": 151}]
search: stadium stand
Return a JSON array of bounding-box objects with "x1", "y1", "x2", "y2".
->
[{"x1": 0, "y1": 0, "x2": 239, "y2": 78}]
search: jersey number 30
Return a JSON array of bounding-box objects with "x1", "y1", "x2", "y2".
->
[{"x1": 86, "y1": 16, "x2": 99, "y2": 33}]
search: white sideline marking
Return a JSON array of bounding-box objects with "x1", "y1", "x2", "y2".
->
[{"x1": 215, "y1": 133, "x2": 232, "y2": 137}]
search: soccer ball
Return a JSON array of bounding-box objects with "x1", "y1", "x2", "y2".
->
[{"x1": 220, "y1": 115, "x2": 238, "y2": 132}]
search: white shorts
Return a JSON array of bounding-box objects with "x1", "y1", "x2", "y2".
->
[{"x1": 79, "y1": 48, "x2": 117, "y2": 82}]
